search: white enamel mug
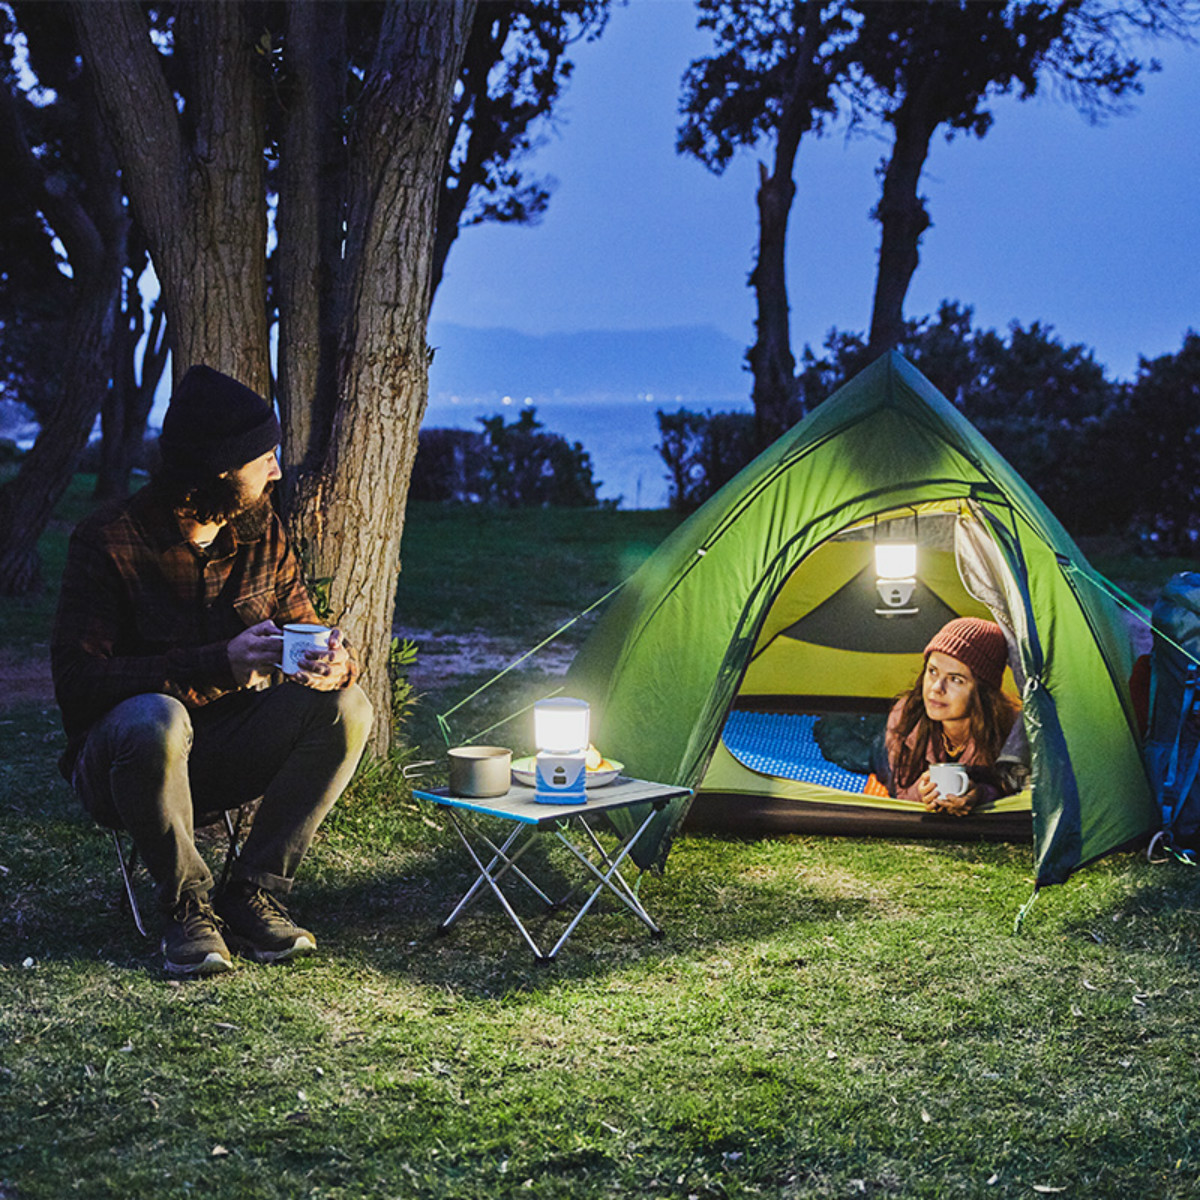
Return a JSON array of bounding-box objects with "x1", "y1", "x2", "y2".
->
[
  {"x1": 282, "y1": 623, "x2": 332, "y2": 675},
  {"x1": 929, "y1": 762, "x2": 970, "y2": 798}
]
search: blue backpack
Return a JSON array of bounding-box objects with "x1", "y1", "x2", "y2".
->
[{"x1": 1145, "y1": 572, "x2": 1200, "y2": 857}]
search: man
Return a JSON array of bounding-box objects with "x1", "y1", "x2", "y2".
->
[{"x1": 52, "y1": 365, "x2": 373, "y2": 977}]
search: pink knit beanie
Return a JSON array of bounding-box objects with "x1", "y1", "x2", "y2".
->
[{"x1": 924, "y1": 617, "x2": 1008, "y2": 691}]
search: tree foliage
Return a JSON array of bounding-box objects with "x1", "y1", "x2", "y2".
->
[
  {"x1": 679, "y1": 0, "x2": 856, "y2": 448},
  {"x1": 677, "y1": 0, "x2": 1196, "y2": 431},
  {"x1": 433, "y1": 0, "x2": 610, "y2": 296},
  {"x1": 656, "y1": 406, "x2": 757, "y2": 512},
  {"x1": 854, "y1": 0, "x2": 1161, "y2": 356},
  {"x1": 1107, "y1": 332, "x2": 1200, "y2": 553}
]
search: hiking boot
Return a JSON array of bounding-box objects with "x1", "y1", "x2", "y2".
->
[
  {"x1": 215, "y1": 882, "x2": 316, "y2": 963},
  {"x1": 162, "y1": 894, "x2": 233, "y2": 977}
]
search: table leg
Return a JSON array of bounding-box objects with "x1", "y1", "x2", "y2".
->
[
  {"x1": 439, "y1": 814, "x2": 555, "y2": 960},
  {"x1": 544, "y1": 805, "x2": 664, "y2": 960}
]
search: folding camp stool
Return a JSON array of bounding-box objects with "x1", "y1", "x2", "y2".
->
[
  {"x1": 413, "y1": 777, "x2": 690, "y2": 962},
  {"x1": 109, "y1": 806, "x2": 249, "y2": 937}
]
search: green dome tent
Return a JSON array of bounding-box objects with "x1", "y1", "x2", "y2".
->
[{"x1": 568, "y1": 352, "x2": 1155, "y2": 886}]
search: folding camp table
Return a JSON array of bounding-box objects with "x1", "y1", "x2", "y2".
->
[{"x1": 413, "y1": 777, "x2": 690, "y2": 962}]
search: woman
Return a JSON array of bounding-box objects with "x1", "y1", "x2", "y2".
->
[{"x1": 883, "y1": 617, "x2": 1028, "y2": 816}]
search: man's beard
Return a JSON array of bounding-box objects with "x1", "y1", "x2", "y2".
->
[
  {"x1": 176, "y1": 477, "x2": 275, "y2": 529},
  {"x1": 228, "y1": 484, "x2": 276, "y2": 538}
]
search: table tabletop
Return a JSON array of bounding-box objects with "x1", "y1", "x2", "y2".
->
[{"x1": 413, "y1": 776, "x2": 691, "y2": 826}]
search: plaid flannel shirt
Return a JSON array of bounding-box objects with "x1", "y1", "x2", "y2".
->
[{"x1": 51, "y1": 484, "x2": 352, "y2": 775}]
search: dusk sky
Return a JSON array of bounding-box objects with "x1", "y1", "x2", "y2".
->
[{"x1": 431, "y1": 0, "x2": 1200, "y2": 384}]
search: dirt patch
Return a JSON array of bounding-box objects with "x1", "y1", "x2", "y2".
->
[
  {"x1": 396, "y1": 627, "x2": 576, "y2": 688},
  {"x1": 0, "y1": 629, "x2": 574, "y2": 715}
]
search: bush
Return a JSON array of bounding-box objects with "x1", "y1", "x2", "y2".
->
[
  {"x1": 410, "y1": 407, "x2": 601, "y2": 507},
  {"x1": 656, "y1": 407, "x2": 757, "y2": 511}
]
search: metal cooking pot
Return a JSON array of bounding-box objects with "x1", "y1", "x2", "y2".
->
[{"x1": 447, "y1": 745, "x2": 512, "y2": 798}]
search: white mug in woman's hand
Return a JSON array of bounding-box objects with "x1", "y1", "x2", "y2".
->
[{"x1": 929, "y1": 762, "x2": 969, "y2": 797}]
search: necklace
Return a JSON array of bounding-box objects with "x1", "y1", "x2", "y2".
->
[{"x1": 942, "y1": 729, "x2": 969, "y2": 757}]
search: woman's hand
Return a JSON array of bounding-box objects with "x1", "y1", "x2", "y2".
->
[{"x1": 917, "y1": 770, "x2": 978, "y2": 816}]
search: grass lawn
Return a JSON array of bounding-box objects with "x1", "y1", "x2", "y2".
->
[{"x1": 3, "y1": 479, "x2": 1200, "y2": 1199}]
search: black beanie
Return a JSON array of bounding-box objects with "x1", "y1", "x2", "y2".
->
[{"x1": 159, "y1": 365, "x2": 282, "y2": 476}]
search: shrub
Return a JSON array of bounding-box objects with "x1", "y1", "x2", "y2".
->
[
  {"x1": 656, "y1": 407, "x2": 757, "y2": 510},
  {"x1": 410, "y1": 407, "x2": 601, "y2": 507}
]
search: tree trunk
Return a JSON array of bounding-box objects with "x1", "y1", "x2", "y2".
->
[
  {"x1": 867, "y1": 90, "x2": 939, "y2": 358},
  {"x1": 0, "y1": 272, "x2": 123, "y2": 592},
  {"x1": 748, "y1": 155, "x2": 800, "y2": 449},
  {"x1": 286, "y1": 0, "x2": 476, "y2": 751},
  {"x1": 0, "y1": 45, "x2": 128, "y2": 594},
  {"x1": 95, "y1": 290, "x2": 167, "y2": 500},
  {"x1": 275, "y1": 0, "x2": 348, "y2": 509},
  {"x1": 72, "y1": 0, "x2": 270, "y2": 390},
  {"x1": 744, "y1": 0, "x2": 830, "y2": 449}
]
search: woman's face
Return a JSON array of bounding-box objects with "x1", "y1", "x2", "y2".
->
[{"x1": 922, "y1": 650, "x2": 977, "y2": 724}]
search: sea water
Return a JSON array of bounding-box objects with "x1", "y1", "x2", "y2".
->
[{"x1": 423, "y1": 395, "x2": 752, "y2": 510}]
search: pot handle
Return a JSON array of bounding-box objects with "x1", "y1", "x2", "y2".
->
[{"x1": 402, "y1": 760, "x2": 437, "y2": 781}]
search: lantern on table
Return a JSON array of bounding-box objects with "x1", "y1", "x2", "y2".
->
[{"x1": 533, "y1": 697, "x2": 590, "y2": 804}]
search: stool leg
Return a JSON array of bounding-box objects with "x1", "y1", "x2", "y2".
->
[
  {"x1": 111, "y1": 830, "x2": 148, "y2": 938},
  {"x1": 216, "y1": 806, "x2": 245, "y2": 893}
]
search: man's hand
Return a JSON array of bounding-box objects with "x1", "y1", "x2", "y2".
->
[
  {"x1": 228, "y1": 620, "x2": 284, "y2": 689},
  {"x1": 290, "y1": 627, "x2": 352, "y2": 691}
]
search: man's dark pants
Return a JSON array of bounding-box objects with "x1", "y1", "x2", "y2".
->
[{"x1": 73, "y1": 682, "x2": 373, "y2": 910}]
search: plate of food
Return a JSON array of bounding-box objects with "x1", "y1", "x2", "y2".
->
[{"x1": 511, "y1": 745, "x2": 624, "y2": 789}]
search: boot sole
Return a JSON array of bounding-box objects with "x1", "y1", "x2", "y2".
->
[
  {"x1": 163, "y1": 950, "x2": 234, "y2": 977},
  {"x1": 226, "y1": 933, "x2": 316, "y2": 964}
]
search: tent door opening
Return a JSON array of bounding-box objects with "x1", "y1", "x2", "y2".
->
[{"x1": 686, "y1": 501, "x2": 1034, "y2": 840}]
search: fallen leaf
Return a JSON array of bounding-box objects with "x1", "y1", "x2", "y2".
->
[
  {"x1": 1132, "y1": 994, "x2": 1148, "y2": 1007},
  {"x1": 1032, "y1": 1187, "x2": 1066, "y2": 1194},
  {"x1": 1070, "y1": 1005, "x2": 1083, "y2": 1018},
  {"x1": 211, "y1": 1145, "x2": 230, "y2": 1158},
  {"x1": 1081, "y1": 979, "x2": 1097, "y2": 991},
  {"x1": 987, "y1": 1174, "x2": 999, "y2": 1186},
  {"x1": 921, "y1": 1108, "x2": 932, "y2": 1124}
]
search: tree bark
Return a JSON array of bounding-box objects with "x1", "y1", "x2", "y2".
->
[
  {"x1": 287, "y1": 0, "x2": 476, "y2": 750},
  {"x1": 745, "y1": 1, "x2": 829, "y2": 449},
  {"x1": 72, "y1": 0, "x2": 270, "y2": 390},
  {"x1": 0, "y1": 52, "x2": 127, "y2": 594},
  {"x1": 867, "y1": 77, "x2": 940, "y2": 358},
  {"x1": 748, "y1": 154, "x2": 799, "y2": 449},
  {"x1": 275, "y1": 0, "x2": 348, "y2": 508},
  {"x1": 95, "y1": 294, "x2": 168, "y2": 500}
]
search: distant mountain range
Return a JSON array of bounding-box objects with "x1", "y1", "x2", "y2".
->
[{"x1": 426, "y1": 322, "x2": 750, "y2": 408}]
